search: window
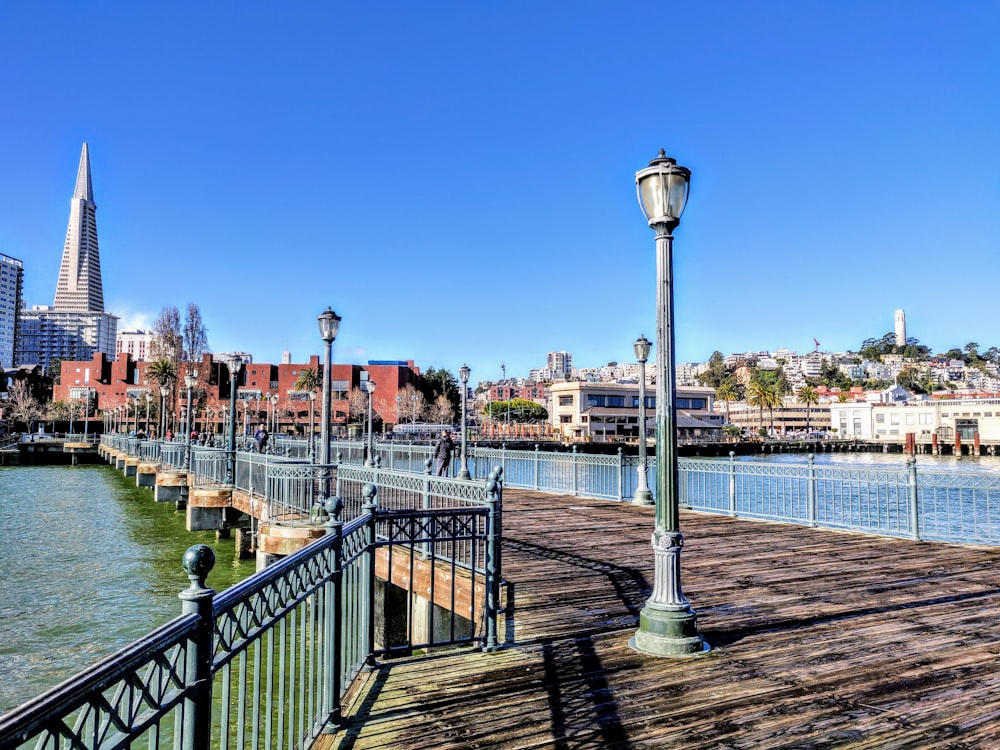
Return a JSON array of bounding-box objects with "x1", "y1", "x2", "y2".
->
[
  {"x1": 876, "y1": 414, "x2": 885, "y2": 423},
  {"x1": 558, "y1": 395, "x2": 573, "y2": 406},
  {"x1": 587, "y1": 395, "x2": 605, "y2": 408},
  {"x1": 560, "y1": 415, "x2": 572, "y2": 423},
  {"x1": 890, "y1": 414, "x2": 900, "y2": 425},
  {"x1": 606, "y1": 396, "x2": 625, "y2": 408},
  {"x1": 905, "y1": 414, "x2": 915, "y2": 425},
  {"x1": 676, "y1": 397, "x2": 707, "y2": 410}
]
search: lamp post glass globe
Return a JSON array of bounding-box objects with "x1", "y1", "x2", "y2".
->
[
  {"x1": 629, "y1": 149, "x2": 708, "y2": 658},
  {"x1": 458, "y1": 364, "x2": 471, "y2": 479}
]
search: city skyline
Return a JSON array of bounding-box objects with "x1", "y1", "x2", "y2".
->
[{"x1": 1, "y1": 3, "x2": 997, "y2": 382}]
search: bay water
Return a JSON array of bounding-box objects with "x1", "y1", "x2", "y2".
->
[{"x1": 0, "y1": 464, "x2": 256, "y2": 715}]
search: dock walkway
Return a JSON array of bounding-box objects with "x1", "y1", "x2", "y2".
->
[{"x1": 320, "y1": 488, "x2": 1000, "y2": 749}]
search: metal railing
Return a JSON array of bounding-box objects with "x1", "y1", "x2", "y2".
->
[
  {"x1": 1, "y1": 475, "x2": 503, "y2": 750},
  {"x1": 678, "y1": 453, "x2": 1000, "y2": 545}
]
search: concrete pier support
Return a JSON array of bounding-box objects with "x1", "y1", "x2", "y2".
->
[
  {"x1": 136, "y1": 462, "x2": 158, "y2": 487},
  {"x1": 255, "y1": 523, "x2": 327, "y2": 571},
  {"x1": 155, "y1": 471, "x2": 189, "y2": 504},
  {"x1": 187, "y1": 487, "x2": 233, "y2": 532},
  {"x1": 123, "y1": 457, "x2": 140, "y2": 478}
]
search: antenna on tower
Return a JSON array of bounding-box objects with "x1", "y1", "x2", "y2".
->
[{"x1": 813, "y1": 338, "x2": 820, "y2": 352}]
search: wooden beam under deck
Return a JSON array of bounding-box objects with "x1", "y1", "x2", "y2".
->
[{"x1": 318, "y1": 488, "x2": 1000, "y2": 749}]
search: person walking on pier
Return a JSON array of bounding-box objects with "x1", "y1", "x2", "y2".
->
[
  {"x1": 433, "y1": 430, "x2": 455, "y2": 476},
  {"x1": 254, "y1": 426, "x2": 269, "y2": 453}
]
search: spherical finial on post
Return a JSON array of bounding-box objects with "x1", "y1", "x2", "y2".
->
[{"x1": 180, "y1": 544, "x2": 216, "y2": 594}]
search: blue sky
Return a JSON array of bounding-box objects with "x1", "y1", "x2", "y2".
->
[{"x1": 1, "y1": 2, "x2": 997, "y2": 383}]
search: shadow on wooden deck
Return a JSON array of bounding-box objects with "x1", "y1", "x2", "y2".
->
[{"x1": 318, "y1": 489, "x2": 1000, "y2": 749}]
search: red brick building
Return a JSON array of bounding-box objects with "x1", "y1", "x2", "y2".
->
[{"x1": 53, "y1": 353, "x2": 422, "y2": 435}]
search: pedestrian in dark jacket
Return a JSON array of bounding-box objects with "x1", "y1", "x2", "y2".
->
[{"x1": 433, "y1": 430, "x2": 455, "y2": 476}]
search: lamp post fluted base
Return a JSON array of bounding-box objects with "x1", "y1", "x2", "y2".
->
[
  {"x1": 629, "y1": 529, "x2": 709, "y2": 657},
  {"x1": 632, "y1": 488, "x2": 654, "y2": 506}
]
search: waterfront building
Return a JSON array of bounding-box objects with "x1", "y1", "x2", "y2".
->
[
  {"x1": 15, "y1": 143, "x2": 117, "y2": 372},
  {"x1": 831, "y1": 396, "x2": 1000, "y2": 445},
  {"x1": 52, "y1": 352, "x2": 421, "y2": 434},
  {"x1": 548, "y1": 381, "x2": 720, "y2": 442},
  {"x1": 0, "y1": 253, "x2": 23, "y2": 369},
  {"x1": 723, "y1": 398, "x2": 833, "y2": 435}
]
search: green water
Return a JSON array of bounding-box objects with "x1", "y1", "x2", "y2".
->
[{"x1": 0, "y1": 465, "x2": 257, "y2": 714}]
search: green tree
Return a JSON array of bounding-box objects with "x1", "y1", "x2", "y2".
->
[
  {"x1": 294, "y1": 368, "x2": 318, "y2": 391},
  {"x1": 715, "y1": 378, "x2": 741, "y2": 425},
  {"x1": 747, "y1": 376, "x2": 782, "y2": 433},
  {"x1": 486, "y1": 398, "x2": 547, "y2": 423},
  {"x1": 148, "y1": 358, "x2": 177, "y2": 387},
  {"x1": 796, "y1": 385, "x2": 819, "y2": 432},
  {"x1": 421, "y1": 367, "x2": 460, "y2": 416},
  {"x1": 696, "y1": 351, "x2": 728, "y2": 389},
  {"x1": 47, "y1": 357, "x2": 63, "y2": 385}
]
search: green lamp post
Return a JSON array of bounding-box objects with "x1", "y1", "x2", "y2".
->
[{"x1": 629, "y1": 149, "x2": 709, "y2": 657}]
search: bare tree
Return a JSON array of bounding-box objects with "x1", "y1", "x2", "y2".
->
[
  {"x1": 429, "y1": 394, "x2": 455, "y2": 424},
  {"x1": 183, "y1": 303, "x2": 210, "y2": 362},
  {"x1": 349, "y1": 387, "x2": 367, "y2": 423},
  {"x1": 7, "y1": 380, "x2": 45, "y2": 432},
  {"x1": 151, "y1": 306, "x2": 183, "y2": 362},
  {"x1": 394, "y1": 384, "x2": 426, "y2": 424}
]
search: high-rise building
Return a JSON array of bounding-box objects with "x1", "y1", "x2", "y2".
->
[
  {"x1": 895, "y1": 309, "x2": 906, "y2": 347},
  {"x1": 0, "y1": 253, "x2": 24, "y2": 369},
  {"x1": 546, "y1": 351, "x2": 573, "y2": 378},
  {"x1": 117, "y1": 329, "x2": 154, "y2": 361},
  {"x1": 16, "y1": 143, "x2": 117, "y2": 373}
]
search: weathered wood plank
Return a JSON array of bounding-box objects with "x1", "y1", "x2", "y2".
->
[{"x1": 318, "y1": 488, "x2": 1000, "y2": 749}]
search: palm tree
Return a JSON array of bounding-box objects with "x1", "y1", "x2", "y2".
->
[
  {"x1": 796, "y1": 385, "x2": 819, "y2": 432},
  {"x1": 294, "y1": 368, "x2": 318, "y2": 392},
  {"x1": 147, "y1": 358, "x2": 177, "y2": 387},
  {"x1": 745, "y1": 379, "x2": 770, "y2": 434},
  {"x1": 715, "y1": 378, "x2": 741, "y2": 425}
]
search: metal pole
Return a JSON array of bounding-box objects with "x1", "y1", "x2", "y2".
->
[
  {"x1": 365, "y1": 384, "x2": 374, "y2": 467},
  {"x1": 634, "y1": 343, "x2": 653, "y2": 506},
  {"x1": 630, "y1": 222, "x2": 707, "y2": 657},
  {"x1": 185, "y1": 380, "x2": 195, "y2": 470},
  {"x1": 459, "y1": 365, "x2": 471, "y2": 479},
  {"x1": 320, "y1": 337, "x2": 333, "y2": 493},
  {"x1": 227, "y1": 363, "x2": 239, "y2": 485}
]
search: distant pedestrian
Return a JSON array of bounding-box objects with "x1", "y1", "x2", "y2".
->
[
  {"x1": 433, "y1": 430, "x2": 455, "y2": 476},
  {"x1": 255, "y1": 426, "x2": 269, "y2": 453}
]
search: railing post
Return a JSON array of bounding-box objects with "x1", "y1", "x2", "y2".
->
[
  {"x1": 363, "y1": 484, "x2": 379, "y2": 665},
  {"x1": 571, "y1": 446, "x2": 579, "y2": 497},
  {"x1": 484, "y1": 468, "x2": 503, "y2": 652},
  {"x1": 533, "y1": 444, "x2": 540, "y2": 491},
  {"x1": 908, "y1": 456, "x2": 920, "y2": 540},
  {"x1": 617, "y1": 447, "x2": 624, "y2": 502},
  {"x1": 807, "y1": 453, "x2": 817, "y2": 527},
  {"x1": 323, "y1": 499, "x2": 345, "y2": 729},
  {"x1": 178, "y1": 545, "x2": 216, "y2": 750},
  {"x1": 501, "y1": 443, "x2": 507, "y2": 480},
  {"x1": 728, "y1": 451, "x2": 736, "y2": 516}
]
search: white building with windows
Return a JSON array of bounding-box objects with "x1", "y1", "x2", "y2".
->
[
  {"x1": 548, "y1": 381, "x2": 720, "y2": 442},
  {"x1": 0, "y1": 253, "x2": 23, "y2": 369}
]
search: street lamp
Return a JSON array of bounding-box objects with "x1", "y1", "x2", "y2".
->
[
  {"x1": 633, "y1": 335, "x2": 653, "y2": 506},
  {"x1": 133, "y1": 395, "x2": 140, "y2": 436},
  {"x1": 185, "y1": 371, "x2": 197, "y2": 469},
  {"x1": 271, "y1": 393, "x2": 280, "y2": 438},
  {"x1": 160, "y1": 385, "x2": 170, "y2": 438},
  {"x1": 317, "y1": 307, "x2": 342, "y2": 498},
  {"x1": 629, "y1": 148, "x2": 708, "y2": 657},
  {"x1": 145, "y1": 393, "x2": 153, "y2": 437},
  {"x1": 410, "y1": 393, "x2": 418, "y2": 424},
  {"x1": 222, "y1": 355, "x2": 242, "y2": 484},
  {"x1": 364, "y1": 381, "x2": 377, "y2": 467},
  {"x1": 458, "y1": 364, "x2": 471, "y2": 479},
  {"x1": 308, "y1": 390, "x2": 318, "y2": 463}
]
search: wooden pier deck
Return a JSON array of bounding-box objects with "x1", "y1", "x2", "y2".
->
[{"x1": 319, "y1": 489, "x2": 1000, "y2": 749}]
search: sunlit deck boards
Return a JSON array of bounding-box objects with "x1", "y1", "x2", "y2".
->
[{"x1": 318, "y1": 488, "x2": 1000, "y2": 749}]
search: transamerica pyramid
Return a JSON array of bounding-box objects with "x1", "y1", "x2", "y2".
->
[{"x1": 53, "y1": 142, "x2": 104, "y2": 312}]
